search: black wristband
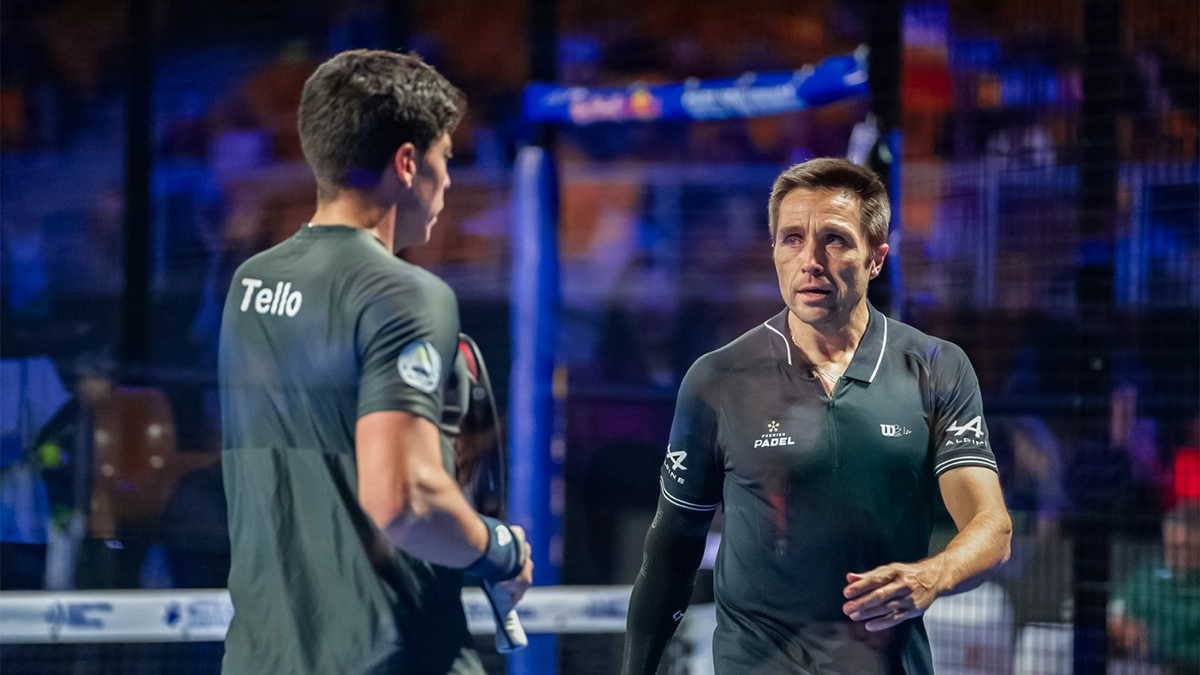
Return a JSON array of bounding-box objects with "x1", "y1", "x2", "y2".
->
[{"x1": 464, "y1": 516, "x2": 526, "y2": 582}]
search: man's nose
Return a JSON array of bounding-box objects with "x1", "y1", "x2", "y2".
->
[{"x1": 797, "y1": 239, "x2": 824, "y2": 276}]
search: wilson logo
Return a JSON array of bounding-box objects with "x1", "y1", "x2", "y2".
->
[{"x1": 880, "y1": 424, "x2": 912, "y2": 437}]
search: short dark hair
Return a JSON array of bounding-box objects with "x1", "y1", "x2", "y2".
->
[
  {"x1": 298, "y1": 49, "x2": 466, "y2": 200},
  {"x1": 767, "y1": 158, "x2": 890, "y2": 249}
]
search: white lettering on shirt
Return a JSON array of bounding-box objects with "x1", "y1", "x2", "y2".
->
[
  {"x1": 240, "y1": 277, "x2": 303, "y2": 317},
  {"x1": 947, "y1": 415, "x2": 984, "y2": 439},
  {"x1": 239, "y1": 278, "x2": 263, "y2": 311},
  {"x1": 254, "y1": 288, "x2": 272, "y2": 313}
]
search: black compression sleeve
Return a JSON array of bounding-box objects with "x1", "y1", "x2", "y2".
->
[{"x1": 622, "y1": 493, "x2": 714, "y2": 675}]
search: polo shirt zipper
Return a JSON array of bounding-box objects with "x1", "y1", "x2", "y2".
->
[{"x1": 827, "y1": 390, "x2": 841, "y2": 469}]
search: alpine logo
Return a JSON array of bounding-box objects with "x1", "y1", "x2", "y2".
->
[
  {"x1": 755, "y1": 420, "x2": 795, "y2": 448},
  {"x1": 947, "y1": 416, "x2": 984, "y2": 438},
  {"x1": 665, "y1": 445, "x2": 687, "y2": 471},
  {"x1": 945, "y1": 415, "x2": 988, "y2": 447},
  {"x1": 880, "y1": 424, "x2": 912, "y2": 437}
]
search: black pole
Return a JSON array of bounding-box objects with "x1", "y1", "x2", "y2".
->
[
  {"x1": 867, "y1": 0, "x2": 903, "y2": 147},
  {"x1": 1073, "y1": 1, "x2": 1120, "y2": 674},
  {"x1": 528, "y1": 0, "x2": 557, "y2": 147},
  {"x1": 866, "y1": 0, "x2": 903, "y2": 315},
  {"x1": 119, "y1": 0, "x2": 154, "y2": 384},
  {"x1": 387, "y1": 0, "x2": 412, "y2": 53}
]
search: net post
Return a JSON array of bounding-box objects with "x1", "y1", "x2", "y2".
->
[{"x1": 509, "y1": 145, "x2": 562, "y2": 675}]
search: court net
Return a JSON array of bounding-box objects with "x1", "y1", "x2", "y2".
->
[
  {"x1": 0, "y1": 586, "x2": 633, "y2": 675},
  {"x1": 0, "y1": 583, "x2": 1143, "y2": 674}
]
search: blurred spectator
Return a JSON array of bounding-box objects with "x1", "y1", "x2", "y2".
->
[
  {"x1": 240, "y1": 40, "x2": 317, "y2": 163},
  {"x1": 995, "y1": 415, "x2": 1068, "y2": 537},
  {"x1": 1067, "y1": 384, "x2": 1165, "y2": 535},
  {"x1": 1170, "y1": 415, "x2": 1200, "y2": 506},
  {"x1": 993, "y1": 415, "x2": 1073, "y2": 628},
  {"x1": 1, "y1": 217, "x2": 51, "y2": 320},
  {"x1": 1109, "y1": 501, "x2": 1200, "y2": 673},
  {"x1": 0, "y1": 357, "x2": 71, "y2": 590},
  {"x1": 161, "y1": 465, "x2": 229, "y2": 589},
  {"x1": 209, "y1": 41, "x2": 317, "y2": 171},
  {"x1": 984, "y1": 113, "x2": 1056, "y2": 168},
  {"x1": 595, "y1": 253, "x2": 681, "y2": 389}
]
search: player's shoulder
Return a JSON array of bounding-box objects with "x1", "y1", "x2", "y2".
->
[
  {"x1": 356, "y1": 250, "x2": 453, "y2": 296},
  {"x1": 230, "y1": 237, "x2": 293, "y2": 279},
  {"x1": 884, "y1": 316, "x2": 972, "y2": 371},
  {"x1": 682, "y1": 312, "x2": 788, "y2": 386}
]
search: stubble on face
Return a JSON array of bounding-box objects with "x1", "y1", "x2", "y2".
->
[{"x1": 772, "y1": 188, "x2": 883, "y2": 334}]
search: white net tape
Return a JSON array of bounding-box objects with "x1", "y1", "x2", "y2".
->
[{"x1": 0, "y1": 586, "x2": 633, "y2": 644}]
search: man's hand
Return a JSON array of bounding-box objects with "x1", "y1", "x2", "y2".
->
[
  {"x1": 1109, "y1": 613, "x2": 1149, "y2": 658},
  {"x1": 842, "y1": 559, "x2": 946, "y2": 632},
  {"x1": 494, "y1": 525, "x2": 534, "y2": 610}
]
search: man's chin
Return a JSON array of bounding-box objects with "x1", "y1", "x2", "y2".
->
[{"x1": 788, "y1": 305, "x2": 840, "y2": 329}]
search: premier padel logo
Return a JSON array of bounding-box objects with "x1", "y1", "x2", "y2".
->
[
  {"x1": 755, "y1": 420, "x2": 794, "y2": 448},
  {"x1": 397, "y1": 341, "x2": 442, "y2": 393},
  {"x1": 880, "y1": 424, "x2": 912, "y2": 437}
]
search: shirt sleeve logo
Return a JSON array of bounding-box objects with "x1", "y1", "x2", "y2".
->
[
  {"x1": 397, "y1": 341, "x2": 442, "y2": 394},
  {"x1": 665, "y1": 445, "x2": 688, "y2": 470},
  {"x1": 947, "y1": 415, "x2": 984, "y2": 439}
]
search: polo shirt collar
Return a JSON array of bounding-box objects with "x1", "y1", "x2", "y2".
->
[
  {"x1": 764, "y1": 304, "x2": 889, "y2": 384},
  {"x1": 843, "y1": 303, "x2": 888, "y2": 384}
]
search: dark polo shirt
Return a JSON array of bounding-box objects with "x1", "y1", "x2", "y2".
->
[
  {"x1": 660, "y1": 304, "x2": 997, "y2": 674},
  {"x1": 219, "y1": 224, "x2": 482, "y2": 675}
]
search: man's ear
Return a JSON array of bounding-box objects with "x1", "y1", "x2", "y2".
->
[
  {"x1": 393, "y1": 143, "x2": 418, "y2": 188},
  {"x1": 869, "y1": 243, "x2": 890, "y2": 280}
]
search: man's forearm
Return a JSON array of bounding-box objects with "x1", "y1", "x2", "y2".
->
[
  {"x1": 622, "y1": 496, "x2": 711, "y2": 675},
  {"x1": 929, "y1": 506, "x2": 1011, "y2": 596},
  {"x1": 383, "y1": 470, "x2": 490, "y2": 568}
]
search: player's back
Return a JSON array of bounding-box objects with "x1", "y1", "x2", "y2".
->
[{"x1": 218, "y1": 224, "x2": 473, "y2": 675}]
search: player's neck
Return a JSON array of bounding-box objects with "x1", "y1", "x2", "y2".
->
[
  {"x1": 309, "y1": 191, "x2": 397, "y2": 251},
  {"x1": 788, "y1": 301, "x2": 869, "y2": 363}
]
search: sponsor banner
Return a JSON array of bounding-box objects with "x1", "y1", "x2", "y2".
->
[
  {"x1": 0, "y1": 590, "x2": 233, "y2": 643},
  {"x1": 1, "y1": 587, "x2": 633, "y2": 643},
  {"x1": 524, "y1": 49, "x2": 867, "y2": 124},
  {"x1": 463, "y1": 586, "x2": 631, "y2": 634}
]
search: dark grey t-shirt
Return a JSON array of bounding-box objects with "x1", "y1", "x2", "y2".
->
[
  {"x1": 218, "y1": 224, "x2": 482, "y2": 675},
  {"x1": 661, "y1": 305, "x2": 997, "y2": 674}
]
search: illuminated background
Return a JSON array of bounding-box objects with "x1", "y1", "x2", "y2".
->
[{"x1": 0, "y1": 0, "x2": 1197, "y2": 673}]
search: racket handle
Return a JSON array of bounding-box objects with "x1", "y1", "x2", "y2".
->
[{"x1": 481, "y1": 580, "x2": 528, "y2": 653}]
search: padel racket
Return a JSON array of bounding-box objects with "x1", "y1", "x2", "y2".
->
[{"x1": 455, "y1": 333, "x2": 528, "y2": 653}]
